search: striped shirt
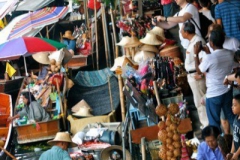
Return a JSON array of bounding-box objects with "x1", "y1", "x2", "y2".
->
[
  {"x1": 215, "y1": 0, "x2": 240, "y2": 41},
  {"x1": 199, "y1": 49, "x2": 234, "y2": 98}
]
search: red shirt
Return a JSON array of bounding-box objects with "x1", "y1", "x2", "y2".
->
[
  {"x1": 161, "y1": 0, "x2": 173, "y2": 5},
  {"x1": 87, "y1": 0, "x2": 101, "y2": 10}
]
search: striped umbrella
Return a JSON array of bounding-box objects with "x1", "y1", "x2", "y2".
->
[
  {"x1": 6, "y1": 6, "x2": 68, "y2": 40},
  {"x1": 0, "y1": 0, "x2": 18, "y2": 20}
]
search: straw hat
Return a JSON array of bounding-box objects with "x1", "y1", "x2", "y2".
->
[
  {"x1": 100, "y1": 145, "x2": 132, "y2": 160},
  {"x1": 140, "y1": 44, "x2": 159, "y2": 53},
  {"x1": 71, "y1": 99, "x2": 92, "y2": 113},
  {"x1": 140, "y1": 33, "x2": 162, "y2": 45},
  {"x1": 110, "y1": 56, "x2": 138, "y2": 71},
  {"x1": 48, "y1": 50, "x2": 65, "y2": 64},
  {"x1": 47, "y1": 132, "x2": 77, "y2": 147},
  {"x1": 32, "y1": 52, "x2": 50, "y2": 64},
  {"x1": 116, "y1": 36, "x2": 131, "y2": 46},
  {"x1": 148, "y1": 26, "x2": 165, "y2": 41},
  {"x1": 72, "y1": 106, "x2": 93, "y2": 117},
  {"x1": 63, "y1": 30, "x2": 75, "y2": 40},
  {"x1": 125, "y1": 36, "x2": 142, "y2": 47},
  {"x1": 134, "y1": 50, "x2": 155, "y2": 63}
]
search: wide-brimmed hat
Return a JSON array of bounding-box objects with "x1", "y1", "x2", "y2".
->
[
  {"x1": 100, "y1": 145, "x2": 132, "y2": 160},
  {"x1": 71, "y1": 99, "x2": 92, "y2": 113},
  {"x1": 32, "y1": 52, "x2": 50, "y2": 64},
  {"x1": 116, "y1": 36, "x2": 131, "y2": 46},
  {"x1": 72, "y1": 106, "x2": 93, "y2": 117},
  {"x1": 140, "y1": 44, "x2": 159, "y2": 53},
  {"x1": 134, "y1": 50, "x2": 155, "y2": 63},
  {"x1": 140, "y1": 33, "x2": 162, "y2": 45},
  {"x1": 110, "y1": 56, "x2": 138, "y2": 71},
  {"x1": 63, "y1": 30, "x2": 75, "y2": 40},
  {"x1": 47, "y1": 132, "x2": 77, "y2": 147},
  {"x1": 148, "y1": 26, "x2": 165, "y2": 41},
  {"x1": 125, "y1": 36, "x2": 142, "y2": 47}
]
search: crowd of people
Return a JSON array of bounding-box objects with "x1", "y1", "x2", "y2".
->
[{"x1": 155, "y1": 0, "x2": 240, "y2": 159}]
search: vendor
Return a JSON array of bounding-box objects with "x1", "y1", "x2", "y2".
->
[
  {"x1": 31, "y1": 64, "x2": 49, "y2": 84},
  {"x1": 39, "y1": 132, "x2": 77, "y2": 160},
  {"x1": 197, "y1": 125, "x2": 224, "y2": 160},
  {"x1": 62, "y1": 30, "x2": 76, "y2": 55},
  {"x1": 7, "y1": 92, "x2": 50, "y2": 122}
]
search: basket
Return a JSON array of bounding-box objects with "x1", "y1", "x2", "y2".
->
[{"x1": 162, "y1": 94, "x2": 183, "y2": 106}]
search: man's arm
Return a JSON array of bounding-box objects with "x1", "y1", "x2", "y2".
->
[{"x1": 153, "y1": 13, "x2": 193, "y2": 29}]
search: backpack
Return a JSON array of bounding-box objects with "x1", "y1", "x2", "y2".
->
[{"x1": 191, "y1": 12, "x2": 213, "y2": 40}]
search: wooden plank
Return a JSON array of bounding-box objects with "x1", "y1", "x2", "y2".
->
[{"x1": 130, "y1": 125, "x2": 158, "y2": 144}]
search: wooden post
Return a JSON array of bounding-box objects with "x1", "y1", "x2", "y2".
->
[
  {"x1": 118, "y1": 74, "x2": 125, "y2": 121},
  {"x1": 153, "y1": 80, "x2": 164, "y2": 121},
  {"x1": 110, "y1": 7, "x2": 118, "y2": 58},
  {"x1": 94, "y1": 0, "x2": 99, "y2": 69}
]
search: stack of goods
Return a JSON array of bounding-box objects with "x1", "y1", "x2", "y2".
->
[{"x1": 156, "y1": 103, "x2": 182, "y2": 160}]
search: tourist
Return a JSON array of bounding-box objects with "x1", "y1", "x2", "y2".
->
[
  {"x1": 180, "y1": 21, "x2": 208, "y2": 128},
  {"x1": 194, "y1": 29, "x2": 235, "y2": 130}
]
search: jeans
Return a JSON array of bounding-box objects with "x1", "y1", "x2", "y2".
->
[{"x1": 206, "y1": 89, "x2": 235, "y2": 130}]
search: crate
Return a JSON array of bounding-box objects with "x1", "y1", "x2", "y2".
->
[{"x1": 162, "y1": 94, "x2": 183, "y2": 106}]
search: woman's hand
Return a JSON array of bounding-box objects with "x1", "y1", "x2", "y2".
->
[
  {"x1": 194, "y1": 74, "x2": 203, "y2": 80},
  {"x1": 7, "y1": 116, "x2": 13, "y2": 122},
  {"x1": 231, "y1": 152, "x2": 239, "y2": 160}
]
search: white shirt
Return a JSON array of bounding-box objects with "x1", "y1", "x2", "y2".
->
[
  {"x1": 175, "y1": 3, "x2": 201, "y2": 49},
  {"x1": 199, "y1": 49, "x2": 234, "y2": 98},
  {"x1": 185, "y1": 35, "x2": 206, "y2": 71},
  {"x1": 208, "y1": 37, "x2": 240, "y2": 53}
]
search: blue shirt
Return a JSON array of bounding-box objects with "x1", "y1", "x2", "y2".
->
[
  {"x1": 39, "y1": 146, "x2": 71, "y2": 160},
  {"x1": 197, "y1": 142, "x2": 224, "y2": 160},
  {"x1": 215, "y1": 0, "x2": 240, "y2": 41}
]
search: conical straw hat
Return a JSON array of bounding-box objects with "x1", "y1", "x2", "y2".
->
[
  {"x1": 71, "y1": 99, "x2": 92, "y2": 113},
  {"x1": 148, "y1": 26, "x2": 165, "y2": 40},
  {"x1": 134, "y1": 50, "x2": 155, "y2": 63},
  {"x1": 125, "y1": 36, "x2": 142, "y2": 47},
  {"x1": 47, "y1": 132, "x2": 77, "y2": 147},
  {"x1": 110, "y1": 56, "x2": 138, "y2": 71},
  {"x1": 140, "y1": 33, "x2": 162, "y2": 45},
  {"x1": 32, "y1": 52, "x2": 50, "y2": 64},
  {"x1": 101, "y1": 145, "x2": 132, "y2": 160},
  {"x1": 116, "y1": 36, "x2": 131, "y2": 46},
  {"x1": 72, "y1": 107, "x2": 93, "y2": 117},
  {"x1": 140, "y1": 44, "x2": 159, "y2": 53}
]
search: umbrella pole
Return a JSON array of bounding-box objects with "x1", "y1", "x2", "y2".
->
[{"x1": 23, "y1": 57, "x2": 29, "y2": 77}]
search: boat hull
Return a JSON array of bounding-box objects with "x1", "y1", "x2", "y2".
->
[
  {"x1": 15, "y1": 119, "x2": 60, "y2": 144},
  {"x1": 0, "y1": 93, "x2": 13, "y2": 158}
]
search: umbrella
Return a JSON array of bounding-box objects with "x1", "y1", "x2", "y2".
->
[
  {"x1": 0, "y1": 6, "x2": 68, "y2": 43},
  {"x1": 0, "y1": 37, "x2": 58, "y2": 61},
  {"x1": 0, "y1": 0, "x2": 18, "y2": 20},
  {"x1": 0, "y1": 13, "x2": 43, "y2": 44},
  {"x1": 40, "y1": 37, "x2": 66, "y2": 50},
  {"x1": 16, "y1": 0, "x2": 54, "y2": 11}
]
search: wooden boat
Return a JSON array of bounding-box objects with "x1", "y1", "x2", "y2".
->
[
  {"x1": 0, "y1": 93, "x2": 13, "y2": 158},
  {"x1": 15, "y1": 119, "x2": 60, "y2": 144},
  {"x1": 65, "y1": 55, "x2": 88, "y2": 70},
  {"x1": 0, "y1": 77, "x2": 24, "y2": 107}
]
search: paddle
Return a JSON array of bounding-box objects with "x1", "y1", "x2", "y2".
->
[
  {"x1": 52, "y1": 75, "x2": 66, "y2": 130},
  {"x1": 0, "y1": 140, "x2": 17, "y2": 160}
]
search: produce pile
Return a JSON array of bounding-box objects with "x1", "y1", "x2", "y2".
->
[{"x1": 156, "y1": 103, "x2": 182, "y2": 160}]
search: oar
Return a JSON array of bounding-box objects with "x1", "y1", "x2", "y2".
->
[{"x1": 0, "y1": 140, "x2": 17, "y2": 160}]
